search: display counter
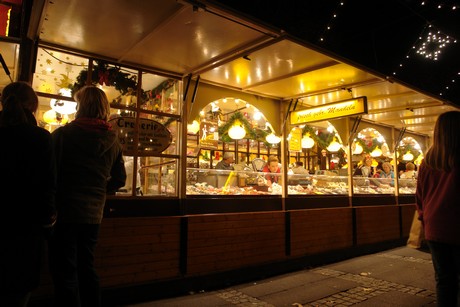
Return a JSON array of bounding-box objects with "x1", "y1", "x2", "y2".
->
[{"x1": 186, "y1": 168, "x2": 417, "y2": 196}]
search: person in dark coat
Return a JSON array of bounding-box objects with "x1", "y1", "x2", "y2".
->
[
  {"x1": 0, "y1": 81, "x2": 57, "y2": 307},
  {"x1": 48, "y1": 85, "x2": 126, "y2": 307},
  {"x1": 416, "y1": 111, "x2": 460, "y2": 307}
]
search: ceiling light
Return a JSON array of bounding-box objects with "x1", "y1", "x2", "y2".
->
[
  {"x1": 266, "y1": 133, "x2": 281, "y2": 144},
  {"x1": 327, "y1": 138, "x2": 341, "y2": 152},
  {"x1": 371, "y1": 146, "x2": 382, "y2": 157},
  {"x1": 301, "y1": 134, "x2": 315, "y2": 148},
  {"x1": 403, "y1": 151, "x2": 414, "y2": 161},
  {"x1": 228, "y1": 122, "x2": 246, "y2": 140},
  {"x1": 353, "y1": 143, "x2": 363, "y2": 155}
]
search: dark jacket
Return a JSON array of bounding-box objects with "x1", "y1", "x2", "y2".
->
[
  {"x1": 52, "y1": 119, "x2": 126, "y2": 224},
  {"x1": 416, "y1": 161, "x2": 460, "y2": 245},
  {"x1": 0, "y1": 112, "x2": 56, "y2": 230},
  {"x1": 0, "y1": 111, "x2": 56, "y2": 293}
]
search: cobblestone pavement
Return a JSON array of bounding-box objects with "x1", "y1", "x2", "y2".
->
[{"x1": 130, "y1": 247, "x2": 436, "y2": 307}]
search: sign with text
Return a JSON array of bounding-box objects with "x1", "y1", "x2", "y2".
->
[
  {"x1": 290, "y1": 96, "x2": 367, "y2": 125},
  {"x1": 289, "y1": 127, "x2": 302, "y2": 152},
  {"x1": 109, "y1": 117, "x2": 172, "y2": 155},
  {"x1": 199, "y1": 121, "x2": 219, "y2": 149}
]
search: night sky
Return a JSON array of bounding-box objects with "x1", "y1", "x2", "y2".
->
[{"x1": 214, "y1": 0, "x2": 460, "y2": 106}]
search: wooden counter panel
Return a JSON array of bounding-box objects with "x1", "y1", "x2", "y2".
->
[
  {"x1": 355, "y1": 206, "x2": 400, "y2": 245},
  {"x1": 290, "y1": 208, "x2": 353, "y2": 256},
  {"x1": 186, "y1": 212, "x2": 286, "y2": 275},
  {"x1": 400, "y1": 203, "x2": 417, "y2": 237},
  {"x1": 97, "y1": 217, "x2": 182, "y2": 287}
]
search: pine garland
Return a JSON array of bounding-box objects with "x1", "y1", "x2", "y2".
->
[
  {"x1": 72, "y1": 60, "x2": 138, "y2": 96},
  {"x1": 301, "y1": 125, "x2": 336, "y2": 149},
  {"x1": 355, "y1": 138, "x2": 383, "y2": 153},
  {"x1": 397, "y1": 144, "x2": 421, "y2": 161},
  {"x1": 217, "y1": 111, "x2": 269, "y2": 144}
]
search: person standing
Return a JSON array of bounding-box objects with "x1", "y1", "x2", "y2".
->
[
  {"x1": 0, "y1": 82, "x2": 57, "y2": 306},
  {"x1": 416, "y1": 111, "x2": 460, "y2": 307},
  {"x1": 49, "y1": 85, "x2": 126, "y2": 307}
]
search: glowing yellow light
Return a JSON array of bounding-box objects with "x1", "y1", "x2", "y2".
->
[
  {"x1": 228, "y1": 122, "x2": 246, "y2": 140},
  {"x1": 301, "y1": 134, "x2": 315, "y2": 148}
]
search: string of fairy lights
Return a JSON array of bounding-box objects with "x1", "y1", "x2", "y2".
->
[
  {"x1": 318, "y1": 0, "x2": 459, "y2": 98},
  {"x1": 318, "y1": 1, "x2": 346, "y2": 42}
]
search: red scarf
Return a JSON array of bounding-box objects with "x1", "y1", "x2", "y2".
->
[{"x1": 72, "y1": 117, "x2": 112, "y2": 132}]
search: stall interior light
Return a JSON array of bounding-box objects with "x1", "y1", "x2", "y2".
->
[
  {"x1": 301, "y1": 133, "x2": 315, "y2": 148},
  {"x1": 228, "y1": 121, "x2": 246, "y2": 140},
  {"x1": 187, "y1": 120, "x2": 200, "y2": 134},
  {"x1": 353, "y1": 143, "x2": 363, "y2": 155},
  {"x1": 43, "y1": 109, "x2": 69, "y2": 125},
  {"x1": 266, "y1": 133, "x2": 281, "y2": 144},
  {"x1": 327, "y1": 138, "x2": 341, "y2": 152},
  {"x1": 403, "y1": 151, "x2": 414, "y2": 161},
  {"x1": 371, "y1": 146, "x2": 383, "y2": 157},
  {"x1": 50, "y1": 88, "x2": 76, "y2": 115}
]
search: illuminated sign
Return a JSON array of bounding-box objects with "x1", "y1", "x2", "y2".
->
[
  {"x1": 109, "y1": 117, "x2": 172, "y2": 155},
  {"x1": 290, "y1": 96, "x2": 367, "y2": 125},
  {"x1": 289, "y1": 127, "x2": 302, "y2": 152}
]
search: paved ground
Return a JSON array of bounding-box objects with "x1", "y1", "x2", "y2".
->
[{"x1": 128, "y1": 246, "x2": 436, "y2": 307}]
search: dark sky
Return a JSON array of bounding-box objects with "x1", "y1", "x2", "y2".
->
[{"x1": 214, "y1": 0, "x2": 460, "y2": 106}]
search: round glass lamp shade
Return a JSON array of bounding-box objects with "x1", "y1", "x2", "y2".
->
[
  {"x1": 187, "y1": 120, "x2": 200, "y2": 134},
  {"x1": 50, "y1": 99, "x2": 77, "y2": 115},
  {"x1": 327, "y1": 140, "x2": 341, "y2": 152},
  {"x1": 266, "y1": 133, "x2": 281, "y2": 144},
  {"x1": 301, "y1": 135, "x2": 315, "y2": 148},
  {"x1": 353, "y1": 143, "x2": 363, "y2": 155},
  {"x1": 43, "y1": 109, "x2": 69, "y2": 125},
  {"x1": 403, "y1": 152, "x2": 414, "y2": 161},
  {"x1": 370, "y1": 147, "x2": 383, "y2": 157},
  {"x1": 228, "y1": 124, "x2": 246, "y2": 140}
]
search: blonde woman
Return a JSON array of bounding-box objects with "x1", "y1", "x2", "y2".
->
[{"x1": 49, "y1": 86, "x2": 126, "y2": 307}]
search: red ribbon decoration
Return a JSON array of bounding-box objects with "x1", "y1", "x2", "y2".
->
[{"x1": 98, "y1": 71, "x2": 110, "y2": 86}]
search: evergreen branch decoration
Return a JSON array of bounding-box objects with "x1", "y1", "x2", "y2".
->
[
  {"x1": 301, "y1": 125, "x2": 336, "y2": 149},
  {"x1": 355, "y1": 138, "x2": 383, "y2": 153},
  {"x1": 72, "y1": 60, "x2": 138, "y2": 96},
  {"x1": 397, "y1": 144, "x2": 421, "y2": 161}
]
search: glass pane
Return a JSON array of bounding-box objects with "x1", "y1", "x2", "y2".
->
[
  {"x1": 34, "y1": 48, "x2": 87, "y2": 129},
  {"x1": 141, "y1": 157, "x2": 178, "y2": 196},
  {"x1": 186, "y1": 168, "x2": 282, "y2": 195},
  {"x1": 287, "y1": 172, "x2": 348, "y2": 195},
  {"x1": 141, "y1": 74, "x2": 180, "y2": 115}
]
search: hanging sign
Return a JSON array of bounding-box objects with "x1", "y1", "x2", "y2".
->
[
  {"x1": 289, "y1": 127, "x2": 302, "y2": 152},
  {"x1": 290, "y1": 96, "x2": 367, "y2": 125},
  {"x1": 199, "y1": 121, "x2": 219, "y2": 149},
  {"x1": 109, "y1": 117, "x2": 172, "y2": 155}
]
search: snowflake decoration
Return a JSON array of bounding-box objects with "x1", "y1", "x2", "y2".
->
[{"x1": 415, "y1": 26, "x2": 455, "y2": 61}]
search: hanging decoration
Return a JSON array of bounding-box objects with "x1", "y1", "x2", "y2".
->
[
  {"x1": 354, "y1": 137, "x2": 383, "y2": 154},
  {"x1": 370, "y1": 146, "x2": 383, "y2": 157},
  {"x1": 327, "y1": 137, "x2": 342, "y2": 152},
  {"x1": 301, "y1": 133, "x2": 315, "y2": 148},
  {"x1": 72, "y1": 60, "x2": 138, "y2": 97},
  {"x1": 218, "y1": 111, "x2": 269, "y2": 144},
  {"x1": 301, "y1": 125, "x2": 336, "y2": 149},
  {"x1": 228, "y1": 121, "x2": 246, "y2": 140},
  {"x1": 396, "y1": 144, "x2": 421, "y2": 162}
]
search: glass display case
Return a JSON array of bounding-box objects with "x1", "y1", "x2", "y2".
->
[
  {"x1": 288, "y1": 171, "x2": 348, "y2": 195},
  {"x1": 186, "y1": 168, "x2": 350, "y2": 196},
  {"x1": 186, "y1": 168, "x2": 282, "y2": 195}
]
